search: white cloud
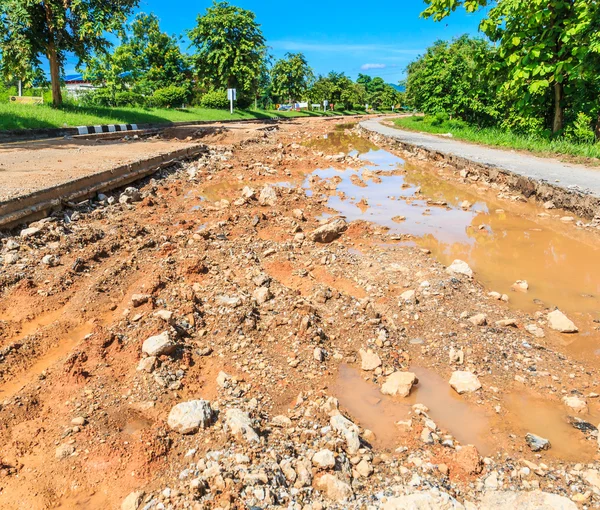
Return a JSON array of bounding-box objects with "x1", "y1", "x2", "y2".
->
[{"x1": 360, "y1": 63, "x2": 387, "y2": 70}]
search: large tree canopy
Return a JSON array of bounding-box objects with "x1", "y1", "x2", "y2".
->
[
  {"x1": 270, "y1": 52, "x2": 313, "y2": 103},
  {"x1": 188, "y1": 1, "x2": 267, "y2": 94},
  {"x1": 422, "y1": 0, "x2": 600, "y2": 133},
  {"x1": 0, "y1": 0, "x2": 139, "y2": 105}
]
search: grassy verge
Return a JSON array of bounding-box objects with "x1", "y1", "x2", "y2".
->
[
  {"x1": 0, "y1": 102, "x2": 376, "y2": 131},
  {"x1": 393, "y1": 115, "x2": 600, "y2": 162}
]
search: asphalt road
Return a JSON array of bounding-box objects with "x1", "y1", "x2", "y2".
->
[{"x1": 360, "y1": 118, "x2": 600, "y2": 198}]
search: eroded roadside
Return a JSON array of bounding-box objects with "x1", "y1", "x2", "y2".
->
[{"x1": 0, "y1": 118, "x2": 598, "y2": 509}]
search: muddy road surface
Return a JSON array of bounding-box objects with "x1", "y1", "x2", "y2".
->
[{"x1": 0, "y1": 118, "x2": 599, "y2": 509}]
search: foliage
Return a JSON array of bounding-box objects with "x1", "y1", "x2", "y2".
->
[
  {"x1": 270, "y1": 53, "x2": 314, "y2": 103},
  {"x1": 151, "y1": 85, "x2": 189, "y2": 108},
  {"x1": 356, "y1": 75, "x2": 403, "y2": 109},
  {"x1": 199, "y1": 90, "x2": 230, "y2": 109},
  {"x1": 83, "y1": 13, "x2": 191, "y2": 101},
  {"x1": 189, "y1": 1, "x2": 267, "y2": 94},
  {"x1": 564, "y1": 112, "x2": 595, "y2": 145},
  {"x1": 421, "y1": 0, "x2": 600, "y2": 134},
  {"x1": 0, "y1": 0, "x2": 139, "y2": 105}
]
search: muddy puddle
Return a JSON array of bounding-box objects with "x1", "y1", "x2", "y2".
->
[{"x1": 332, "y1": 364, "x2": 493, "y2": 454}]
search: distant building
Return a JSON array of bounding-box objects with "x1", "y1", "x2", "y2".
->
[{"x1": 64, "y1": 74, "x2": 98, "y2": 98}]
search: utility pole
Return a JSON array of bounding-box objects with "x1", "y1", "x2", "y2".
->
[{"x1": 18, "y1": 80, "x2": 22, "y2": 97}]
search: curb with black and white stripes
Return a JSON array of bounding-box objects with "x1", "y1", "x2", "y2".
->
[{"x1": 76, "y1": 123, "x2": 138, "y2": 135}]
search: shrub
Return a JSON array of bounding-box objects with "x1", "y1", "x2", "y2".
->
[
  {"x1": 114, "y1": 91, "x2": 146, "y2": 107},
  {"x1": 199, "y1": 89, "x2": 229, "y2": 109},
  {"x1": 151, "y1": 85, "x2": 189, "y2": 108},
  {"x1": 564, "y1": 112, "x2": 595, "y2": 145}
]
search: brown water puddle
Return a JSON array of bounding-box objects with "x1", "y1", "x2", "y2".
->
[
  {"x1": 332, "y1": 364, "x2": 493, "y2": 455},
  {"x1": 0, "y1": 321, "x2": 95, "y2": 399},
  {"x1": 503, "y1": 392, "x2": 600, "y2": 462}
]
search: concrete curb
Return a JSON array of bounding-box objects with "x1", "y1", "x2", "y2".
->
[
  {"x1": 0, "y1": 113, "x2": 383, "y2": 144},
  {"x1": 0, "y1": 144, "x2": 208, "y2": 230},
  {"x1": 359, "y1": 120, "x2": 600, "y2": 220}
]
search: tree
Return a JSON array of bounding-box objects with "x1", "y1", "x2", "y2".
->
[
  {"x1": 189, "y1": 1, "x2": 267, "y2": 95},
  {"x1": 270, "y1": 52, "x2": 313, "y2": 104},
  {"x1": 85, "y1": 13, "x2": 192, "y2": 100},
  {"x1": 0, "y1": 0, "x2": 139, "y2": 106},
  {"x1": 422, "y1": 0, "x2": 600, "y2": 133}
]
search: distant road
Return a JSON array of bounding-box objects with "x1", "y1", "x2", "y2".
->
[{"x1": 360, "y1": 118, "x2": 600, "y2": 199}]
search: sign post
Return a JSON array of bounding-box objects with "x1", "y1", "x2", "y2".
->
[{"x1": 227, "y1": 88, "x2": 237, "y2": 115}]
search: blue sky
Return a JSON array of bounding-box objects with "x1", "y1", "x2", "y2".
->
[{"x1": 67, "y1": 0, "x2": 486, "y2": 83}]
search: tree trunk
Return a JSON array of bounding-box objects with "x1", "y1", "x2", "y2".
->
[
  {"x1": 552, "y1": 81, "x2": 564, "y2": 134},
  {"x1": 47, "y1": 41, "x2": 62, "y2": 107},
  {"x1": 44, "y1": 2, "x2": 62, "y2": 106},
  {"x1": 595, "y1": 110, "x2": 600, "y2": 141}
]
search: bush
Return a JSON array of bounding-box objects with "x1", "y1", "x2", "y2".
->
[
  {"x1": 564, "y1": 112, "x2": 596, "y2": 145},
  {"x1": 199, "y1": 90, "x2": 229, "y2": 109},
  {"x1": 81, "y1": 88, "x2": 115, "y2": 107},
  {"x1": 114, "y1": 91, "x2": 146, "y2": 107},
  {"x1": 500, "y1": 113, "x2": 545, "y2": 137},
  {"x1": 151, "y1": 85, "x2": 189, "y2": 108}
]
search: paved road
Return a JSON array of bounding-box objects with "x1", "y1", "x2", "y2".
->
[{"x1": 360, "y1": 118, "x2": 600, "y2": 198}]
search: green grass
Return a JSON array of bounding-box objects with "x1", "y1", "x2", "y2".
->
[
  {"x1": 0, "y1": 102, "x2": 375, "y2": 131},
  {"x1": 394, "y1": 115, "x2": 600, "y2": 162}
]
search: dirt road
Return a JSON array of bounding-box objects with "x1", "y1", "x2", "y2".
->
[{"x1": 0, "y1": 118, "x2": 598, "y2": 509}]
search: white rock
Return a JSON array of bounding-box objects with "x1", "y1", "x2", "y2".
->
[
  {"x1": 137, "y1": 356, "x2": 156, "y2": 373},
  {"x1": 359, "y1": 348, "x2": 382, "y2": 371},
  {"x1": 478, "y1": 490, "x2": 577, "y2": 509},
  {"x1": 253, "y1": 286, "x2": 272, "y2": 304},
  {"x1": 330, "y1": 414, "x2": 360, "y2": 454},
  {"x1": 356, "y1": 459, "x2": 373, "y2": 477},
  {"x1": 547, "y1": 310, "x2": 578, "y2": 333},
  {"x1": 55, "y1": 443, "x2": 75, "y2": 459},
  {"x1": 20, "y1": 227, "x2": 41, "y2": 239},
  {"x1": 131, "y1": 293, "x2": 150, "y2": 307},
  {"x1": 563, "y1": 396, "x2": 588, "y2": 414},
  {"x1": 241, "y1": 186, "x2": 256, "y2": 199},
  {"x1": 381, "y1": 371, "x2": 418, "y2": 397},
  {"x1": 468, "y1": 314, "x2": 487, "y2": 326},
  {"x1": 154, "y1": 310, "x2": 173, "y2": 322},
  {"x1": 224, "y1": 408, "x2": 259, "y2": 442},
  {"x1": 167, "y1": 400, "x2": 213, "y2": 434},
  {"x1": 449, "y1": 371, "x2": 481, "y2": 394},
  {"x1": 121, "y1": 491, "x2": 145, "y2": 510},
  {"x1": 446, "y1": 259, "x2": 473, "y2": 277},
  {"x1": 400, "y1": 289, "x2": 417, "y2": 304},
  {"x1": 525, "y1": 324, "x2": 545, "y2": 338},
  {"x1": 312, "y1": 449, "x2": 336, "y2": 469},
  {"x1": 258, "y1": 185, "x2": 277, "y2": 206},
  {"x1": 314, "y1": 474, "x2": 352, "y2": 502},
  {"x1": 42, "y1": 254, "x2": 59, "y2": 267},
  {"x1": 142, "y1": 331, "x2": 175, "y2": 356},
  {"x1": 512, "y1": 280, "x2": 529, "y2": 292},
  {"x1": 383, "y1": 489, "x2": 465, "y2": 509}
]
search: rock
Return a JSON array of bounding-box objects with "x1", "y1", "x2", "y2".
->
[
  {"x1": 495, "y1": 318, "x2": 517, "y2": 327},
  {"x1": 449, "y1": 371, "x2": 481, "y2": 394},
  {"x1": 314, "y1": 474, "x2": 352, "y2": 502},
  {"x1": 241, "y1": 186, "x2": 256, "y2": 199},
  {"x1": 42, "y1": 254, "x2": 59, "y2": 267},
  {"x1": 119, "y1": 187, "x2": 141, "y2": 204},
  {"x1": 478, "y1": 491, "x2": 577, "y2": 509},
  {"x1": 563, "y1": 395, "x2": 588, "y2": 414},
  {"x1": 216, "y1": 295, "x2": 242, "y2": 308},
  {"x1": 271, "y1": 415, "x2": 292, "y2": 428},
  {"x1": 460, "y1": 200, "x2": 472, "y2": 210},
  {"x1": 252, "y1": 286, "x2": 272, "y2": 304},
  {"x1": 583, "y1": 469, "x2": 600, "y2": 489},
  {"x1": 71, "y1": 417, "x2": 86, "y2": 426},
  {"x1": 383, "y1": 490, "x2": 465, "y2": 509},
  {"x1": 359, "y1": 348, "x2": 382, "y2": 371},
  {"x1": 446, "y1": 259, "x2": 473, "y2": 278},
  {"x1": 312, "y1": 449, "x2": 336, "y2": 469},
  {"x1": 142, "y1": 331, "x2": 175, "y2": 357},
  {"x1": 356, "y1": 459, "x2": 373, "y2": 477},
  {"x1": 154, "y1": 310, "x2": 173, "y2": 322},
  {"x1": 454, "y1": 445, "x2": 482, "y2": 474},
  {"x1": 4, "y1": 253, "x2": 19, "y2": 265},
  {"x1": 131, "y1": 294, "x2": 150, "y2": 307},
  {"x1": 512, "y1": 280, "x2": 529, "y2": 292},
  {"x1": 309, "y1": 218, "x2": 348, "y2": 244},
  {"x1": 224, "y1": 409, "x2": 259, "y2": 442},
  {"x1": 399, "y1": 289, "x2": 417, "y2": 304},
  {"x1": 55, "y1": 444, "x2": 75, "y2": 459},
  {"x1": 292, "y1": 208, "x2": 305, "y2": 220},
  {"x1": 137, "y1": 356, "x2": 156, "y2": 373},
  {"x1": 5, "y1": 240, "x2": 20, "y2": 251},
  {"x1": 295, "y1": 459, "x2": 313, "y2": 488},
  {"x1": 381, "y1": 371, "x2": 418, "y2": 397},
  {"x1": 525, "y1": 324, "x2": 545, "y2": 338},
  {"x1": 20, "y1": 227, "x2": 41, "y2": 239},
  {"x1": 330, "y1": 414, "x2": 360, "y2": 454},
  {"x1": 121, "y1": 491, "x2": 145, "y2": 510},
  {"x1": 258, "y1": 185, "x2": 277, "y2": 206},
  {"x1": 314, "y1": 347, "x2": 325, "y2": 362},
  {"x1": 547, "y1": 310, "x2": 578, "y2": 333},
  {"x1": 468, "y1": 314, "x2": 487, "y2": 326},
  {"x1": 167, "y1": 400, "x2": 213, "y2": 434},
  {"x1": 525, "y1": 433, "x2": 550, "y2": 451}
]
